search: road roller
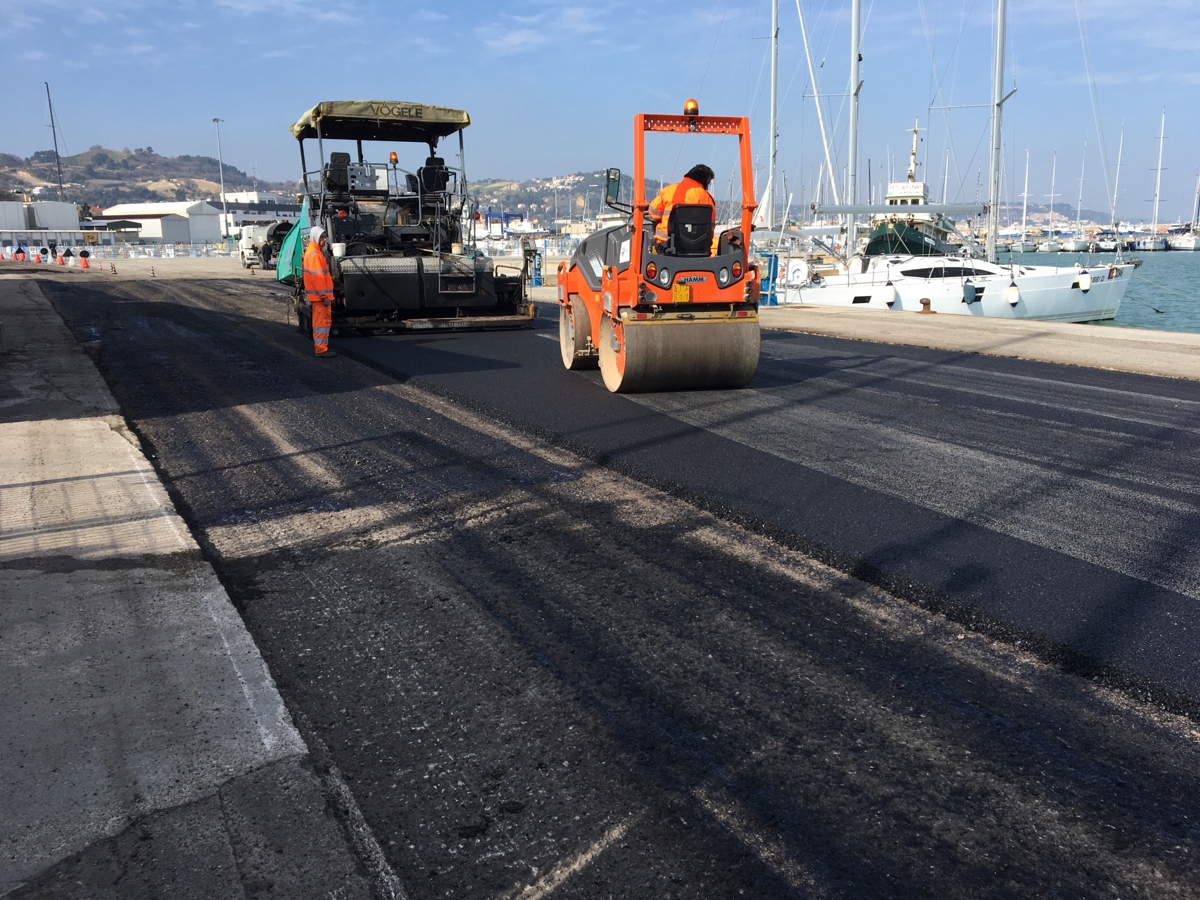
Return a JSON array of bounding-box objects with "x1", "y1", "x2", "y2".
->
[{"x1": 556, "y1": 102, "x2": 761, "y2": 393}]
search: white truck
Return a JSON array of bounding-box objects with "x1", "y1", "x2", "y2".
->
[{"x1": 237, "y1": 224, "x2": 272, "y2": 268}]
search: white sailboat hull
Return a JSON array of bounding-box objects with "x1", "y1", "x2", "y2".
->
[
  {"x1": 1010, "y1": 241, "x2": 1039, "y2": 252},
  {"x1": 783, "y1": 260, "x2": 1129, "y2": 322},
  {"x1": 1037, "y1": 240, "x2": 1061, "y2": 252},
  {"x1": 1060, "y1": 238, "x2": 1090, "y2": 251},
  {"x1": 1132, "y1": 237, "x2": 1168, "y2": 251},
  {"x1": 1168, "y1": 234, "x2": 1200, "y2": 250}
]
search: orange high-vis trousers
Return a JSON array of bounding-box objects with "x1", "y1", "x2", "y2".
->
[{"x1": 311, "y1": 299, "x2": 331, "y2": 355}]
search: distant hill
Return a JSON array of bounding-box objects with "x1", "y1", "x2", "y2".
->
[
  {"x1": 0, "y1": 146, "x2": 293, "y2": 208},
  {"x1": 469, "y1": 171, "x2": 748, "y2": 223}
]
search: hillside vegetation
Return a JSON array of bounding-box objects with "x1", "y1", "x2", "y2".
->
[{"x1": 0, "y1": 146, "x2": 292, "y2": 208}]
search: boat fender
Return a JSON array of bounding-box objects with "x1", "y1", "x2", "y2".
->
[
  {"x1": 883, "y1": 280, "x2": 897, "y2": 308},
  {"x1": 962, "y1": 280, "x2": 977, "y2": 304},
  {"x1": 1078, "y1": 269, "x2": 1091, "y2": 293},
  {"x1": 1006, "y1": 281, "x2": 1020, "y2": 307}
]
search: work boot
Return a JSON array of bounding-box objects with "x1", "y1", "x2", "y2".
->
[{"x1": 317, "y1": 350, "x2": 339, "y2": 358}]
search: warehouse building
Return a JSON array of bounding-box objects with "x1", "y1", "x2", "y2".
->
[
  {"x1": 98, "y1": 201, "x2": 222, "y2": 244},
  {"x1": 0, "y1": 200, "x2": 89, "y2": 248}
]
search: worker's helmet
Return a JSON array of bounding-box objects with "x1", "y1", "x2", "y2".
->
[{"x1": 683, "y1": 98, "x2": 699, "y2": 116}]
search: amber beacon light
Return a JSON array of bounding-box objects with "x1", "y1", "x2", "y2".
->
[{"x1": 683, "y1": 98, "x2": 699, "y2": 116}]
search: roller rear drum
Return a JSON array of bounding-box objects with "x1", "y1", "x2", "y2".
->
[{"x1": 598, "y1": 315, "x2": 760, "y2": 393}]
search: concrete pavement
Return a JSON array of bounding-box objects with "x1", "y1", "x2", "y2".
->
[
  {"x1": 758, "y1": 303, "x2": 1200, "y2": 381},
  {"x1": 0, "y1": 273, "x2": 374, "y2": 897}
]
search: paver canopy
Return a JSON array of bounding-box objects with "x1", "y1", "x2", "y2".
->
[{"x1": 289, "y1": 101, "x2": 471, "y2": 144}]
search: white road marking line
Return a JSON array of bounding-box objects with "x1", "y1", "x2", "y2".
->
[
  {"x1": 499, "y1": 811, "x2": 642, "y2": 900},
  {"x1": 535, "y1": 333, "x2": 558, "y2": 341}
]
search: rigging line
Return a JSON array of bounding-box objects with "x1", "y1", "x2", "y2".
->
[
  {"x1": 1076, "y1": 0, "x2": 1113, "y2": 222},
  {"x1": 1133, "y1": 273, "x2": 1200, "y2": 304},
  {"x1": 697, "y1": 0, "x2": 732, "y2": 96},
  {"x1": 919, "y1": 0, "x2": 966, "y2": 201},
  {"x1": 674, "y1": 0, "x2": 740, "y2": 184}
]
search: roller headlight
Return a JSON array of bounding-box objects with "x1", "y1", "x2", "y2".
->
[
  {"x1": 718, "y1": 267, "x2": 730, "y2": 286},
  {"x1": 658, "y1": 267, "x2": 671, "y2": 287}
]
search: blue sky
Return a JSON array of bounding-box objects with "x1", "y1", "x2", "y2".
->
[{"x1": 4, "y1": 0, "x2": 1199, "y2": 223}]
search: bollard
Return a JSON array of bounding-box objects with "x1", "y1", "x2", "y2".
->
[{"x1": 918, "y1": 298, "x2": 936, "y2": 314}]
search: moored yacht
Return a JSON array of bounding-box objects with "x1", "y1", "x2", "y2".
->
[{"x1": 780, "y1": 0, "x2": 1132, "y2": 323}]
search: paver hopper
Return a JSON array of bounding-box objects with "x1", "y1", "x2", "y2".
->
[{"x1": 556, "y1": 103, "x2": 760, "y2": 392}]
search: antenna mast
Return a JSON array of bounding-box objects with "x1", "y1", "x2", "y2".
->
[{"x1": 44, "y1": 82, "x2": 66, "y2": 202}]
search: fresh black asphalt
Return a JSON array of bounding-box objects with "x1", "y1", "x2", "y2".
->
[{"x1": 344, "y1": 308, "x2": 1200, "y2": 712}]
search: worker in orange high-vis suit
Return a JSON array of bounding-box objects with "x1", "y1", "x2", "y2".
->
[
  {"x1": 302, "y1": 225, "x2": 337, "y2": 358},
  {"x1": 647, "y1": 163, "x2": 716, "y2": 252}
]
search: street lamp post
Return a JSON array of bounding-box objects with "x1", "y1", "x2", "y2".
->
[{"x1": 213, "y1": 118, "x2": 229, "y2": 239}]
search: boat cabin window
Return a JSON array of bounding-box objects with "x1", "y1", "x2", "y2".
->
[{"x1": 901, "y1": 266, "x2": 993, "y2": 279}]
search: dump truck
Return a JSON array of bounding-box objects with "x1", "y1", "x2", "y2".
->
[
  {"x1": 556, "y1": 102, "x2": 760, "y2": 392},
  {"x1": 278, "y1": 101, "x2": 534, "y2": 334}
]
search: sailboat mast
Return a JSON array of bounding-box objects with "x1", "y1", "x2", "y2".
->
[
  {"x1": 985, "y1": 0, "x2": 1007, "y2": 263},
  {"x1": 1021, "y1": 150, "x2": 1029, "y2": 236},
  {"x1": 1152, "y1": 107, "x2": 1165, "y2": 233},
  {"x1": 1192, "y1": 173, "x2": 1200, "y2": 231},
  {"x1": 847, "y1": 0, "x2": 861, "y2": 252},
  {"x1": 1110, "y1": 127, "x2": 1123, "y2": 231},
  {"x1": 44, "y1": 82, "x2": 66, "y2": 203},
  {"x1": 1075, "y1": 138, "x2": 1086, "y2": 233},
  {"x1": 766, "y1": 0, "x2": 779, "y2": 229},
  {"x1": 1048, "y1": 152, "x2": 1057, "y2": 233}
]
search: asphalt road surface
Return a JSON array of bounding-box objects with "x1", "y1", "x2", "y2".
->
[{"x1": 38, "y1": 274, "x2": 1200, "y2": 899}]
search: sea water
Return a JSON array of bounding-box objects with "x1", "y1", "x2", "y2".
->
[{"x1": 1006, "y1": 251, "x2": 1200, "y2": 333}]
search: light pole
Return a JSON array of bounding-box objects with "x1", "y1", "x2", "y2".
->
[{"x1": 212, "y1": 118, "x2": 229, "y2": 239}]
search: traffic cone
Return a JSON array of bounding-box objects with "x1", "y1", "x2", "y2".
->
[
  {"x1": 56, "y1": 254, "x2": 65, "y2": 265},
  {"x1": 150, "y1": 266, "x2": 155, "y2": 277},
  {"x1": 81, "y1": 256, "x2": 89, "y2": 269},
  {"x1": 111, "y1": 263, "x2": 117, "y2": 274}
]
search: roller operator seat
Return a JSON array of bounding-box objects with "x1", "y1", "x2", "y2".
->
[{"x1": 666, "y1": 203, "x2": 715, "y2": 257}]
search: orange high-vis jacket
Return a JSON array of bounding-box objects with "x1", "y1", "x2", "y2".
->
[
  {"x1": 647, "y1": 176, "x2": 715, "y2": 245},
  {"x1": 303, "y1": 240, "x2": 334, "y2": 305}
]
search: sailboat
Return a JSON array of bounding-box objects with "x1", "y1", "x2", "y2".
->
[
  {"x1": 1167, "y1": 173, "x2": 1200, "y2": 250},
  {"x1": 1037, "y1": 153, "x2": 1061, "y2": 252},
  {"x1": 781, "y1": 0, "x2": 1131, "y2": 322},
  {"x1": 1133, "y1": 109, "x2": 1168, "y2": 251},
  {"x1": 1011, "y1": 150, "x2": 1038, "y2": 251},
  {"x1": 1061, "y1": 140, "x2": 1090, "y2": 251}
]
